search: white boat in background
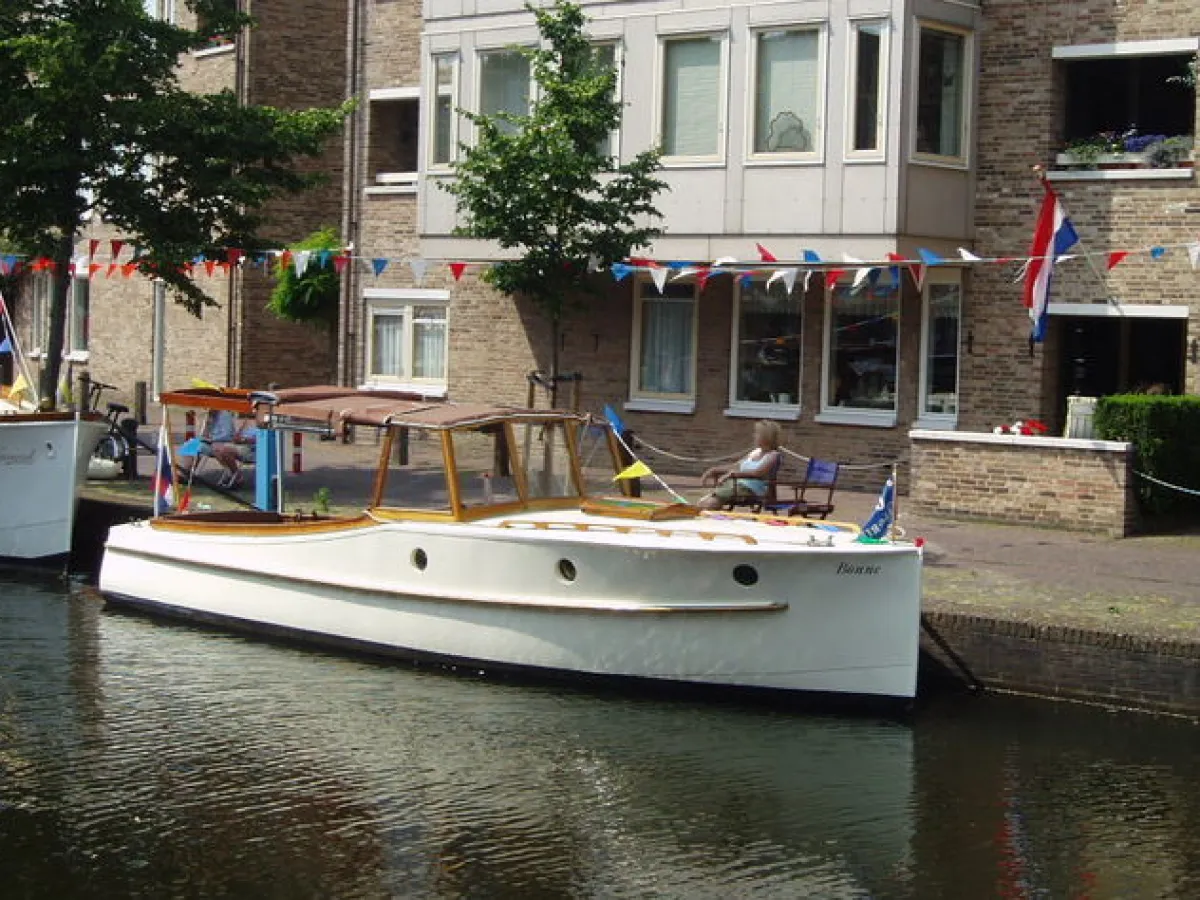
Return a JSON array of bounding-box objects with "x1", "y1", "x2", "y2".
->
[
  {"x1": 0, "y1": 409, "x2": 108, "y2": 562},
  {"x1": 100, "y1": 387, "x2": 923, "y2": 702}
]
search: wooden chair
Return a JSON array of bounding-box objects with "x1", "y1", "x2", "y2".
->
[
  {"x1": 779, "y1": 458, "x2": 840, "y2": 519},
  {"x1": 718, "y1": 454, "x2": 783, "y2": 514}
]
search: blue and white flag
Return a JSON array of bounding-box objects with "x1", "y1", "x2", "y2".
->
[{"x1": 858, "y1": 477, "x2": 895, "y2": 542}]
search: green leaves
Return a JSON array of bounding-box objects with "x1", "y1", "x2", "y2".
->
[
  {"x1": 269, "y1": 227, "x2": 342, "y2": 328},
  {"x1": 443, "y1": 0, "x2": 665, "y2": 325}
]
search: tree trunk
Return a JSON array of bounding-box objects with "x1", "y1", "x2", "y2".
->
[{"x1": 39, "y1": 231, "x2": 75, "y2": 408}]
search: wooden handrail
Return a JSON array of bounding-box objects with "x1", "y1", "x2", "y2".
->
[{"x1": 496, "y1": 520, "x2": 757, "y2": 545}]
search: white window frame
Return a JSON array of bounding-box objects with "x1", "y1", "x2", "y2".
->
[
  {"x1": 368, "y1": 87, "x2": 420, "y2": 193},
  {"x1": 143, "y1": 0, "x2": 175, "y2": 22},
  {"x1": 916, "y1": 270, "x2": 962, "y2": 431},
  {"x1": 591, "y1": 40, "x2": 623, "y2": 161},
  {"x1": 428, "y1": 52, "x2": 460, "y2": 172},
  {"x1": 66, "y1": 275, "x2": 90, "y2": 362},
  {"x1": 627, "y1": 278, "x2": 699, "y2": 414},
  {"x1": 845, "y1": 19, "x2": 889, "y2": 161},
  {"x1": 27, "y1": 273, "x2": 51, "y2": 358},
  {"x1": 910, "y1": 21, "x2": 972, "y2": 169},
  {"x1": 362, "y1": 288, "x2": 450, "y2": 396},
  {"x1": 474, "y1": 46, "x2": 535, "y2": 142},
  {"x1": 656, "y1": 33, "x2": 729, "y2": 167},
  {"x1": 725, "y1": 278, "x2": 803, "y2": 420},
  {"x1": 816, "y1": 277, "x2": 900, "y2": 428},
  {"x1": 745, "y1": 24, "x2": 827, "y2": 165}
]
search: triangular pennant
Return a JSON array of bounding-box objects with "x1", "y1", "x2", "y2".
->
[
  {"x1": 780, "y1": 267, "x2": 798, "y2": 294},
  {"x1": 957, "y1": 248, "x2": 982, "y2": 261},
  {"x1": 333, "y1": 254, "x2": 350, "y2": 274},
  {"x1": 279, "y1": 250, "x2": 293, "y2": 273},
  {"x1": 110, "y1": 240, "x2": 124, "y2": 261},
  {"x1": 649, "y1": 266, "x2": 668, "y2": 294},
  {"x1": 0, "y1": 258, "x2": 10, "y2": 277},
  {"x1": 917, "y1": 248, "x2": 944, "y2": 266},
  {"x1": 802, "y1": 250, "x2": 822, "y2": 263},
  {"x1": 88, "y1": 239, "x2": 100, "y2": 262},
  {"x1": 851, "y1": 267, "x2": 876, "y2": 292},
  {"x1": 1106, "y1": 251, "x2": 1129, "y2": 271},
  {"x1": 1188, "y1": 242, "x2": 1200, "y2": 271},
  {"x1": 106, "y1": 263, "x2": 118, "y2": 278},
  {"x1": 712, "y1": 256, "x2": 737, "y2": 267},
  {"x1": 610, "y1": 262, "x2": 632, "y2": 282},
  {"x1": 825, "y1": 268, "x2": 846, "y2": 290},
  {"x1": 89, "y1": 263, "x2": 102, "y2": 278},
  {"x1": 372, "y1": 258, "x2": 388, "y2": 277},
  {"x1": 613, "y1": 460, "x2": 652, "y2": 481},
  {"x1": 449, "y1": 262, "x2": 467, "y2": 281},
  {"x1": 0, "y1": 337, "x2": 11, "y2": 354},
  {"x1": 293, "y1": 250, "x2": 311, "y2": 277},
  {"x1": 695, "y1": 267, "x2": 714, "y2": 292},
  {"x1": 121, "y1": 263, "x2": 137, "y2": 278},
  {"x1": 317, "y1": 250, "x2": 333, "y2": 269},
  {"x1": 409, "y1": 258, "x2": 429, "y2": 284},
  {"x1": 671, "y1": 267, "x2": 700, "y2": 282},
  {"x1": 756, "y1": 243, "x2": 778, "y2": 263},
  {"x1": 204, "y1": 260, "x2": 216, "y2": 277},
  {"x1": 1150, "y1": 246, "x2": 1167, "y2": 260},
  {"x1": 226, "y1": 248, "x2": 244, "y2": 267}
]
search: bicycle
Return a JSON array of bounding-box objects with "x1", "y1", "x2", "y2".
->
[{"x1": 87, "y1": 381, "x2": 153, "y2": 479}]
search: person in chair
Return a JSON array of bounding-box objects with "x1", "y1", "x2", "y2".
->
[{"x1": 698, "y1": 420, "x2": 782, "y2": 510}]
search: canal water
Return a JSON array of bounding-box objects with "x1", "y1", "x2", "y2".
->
[{"x1": 1, "y1": 573, "x2": 1197, "y2": 899}]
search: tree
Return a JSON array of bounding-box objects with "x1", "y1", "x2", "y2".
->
[
  {"x1": 442, "y1": 0, "x2": 665, "y2": 403},
  {"x1": 0, "y1": 1, "x2": 348, "y2": 402}
]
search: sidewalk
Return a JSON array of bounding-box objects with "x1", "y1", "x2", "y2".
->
[{"x1": 83, "y1": 430, "x2": 1200, "y2": 649}]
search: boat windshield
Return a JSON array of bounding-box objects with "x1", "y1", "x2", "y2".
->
[
  {"x1": 511, "y1": 421, "x2": 581, "y2": 501},
  {"x1": 375, "y1": 428, "x2": 453, "y2": 513},
  {"x1": 450, "y1": 426, "x2": 523, "y2": 509}
]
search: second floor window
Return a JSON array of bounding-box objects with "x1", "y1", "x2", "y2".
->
[
  {"x1": 661, "y1": 36, "x2": 723, "y2": 159},
  {"x1": 1061, "y1": 53, "x2": 1195, "y2": 148},
  {"x1": 915, "y1": 25, "x2": 967, "y2": 160},
  {"x1": 479, "y1": 49, "x2": 531, "y2": 134},
  {"x1": 752, "y1": 28, "x2": 821, "y2": 156},
  {"x1": 850, "y1": 21, "x2": 887, "y2": 155},
  {"x1": 431, "y1": 54, "x2": 458, "y2": 167}
]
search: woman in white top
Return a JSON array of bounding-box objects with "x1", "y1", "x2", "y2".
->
[{"x1": 698, "y1": 420, "x2": 782, "y2": 510}]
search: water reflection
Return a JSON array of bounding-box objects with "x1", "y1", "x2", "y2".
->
[{"x1": 1, "y1": 575, "x2": 1197, "y2": 899}]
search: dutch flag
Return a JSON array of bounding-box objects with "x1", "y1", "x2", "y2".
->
[
  {"x1": 1022, "y1": 185, "x2": 1079, "y2": 343},
  {"x1": 152, "y1": 423, "x2": 175, "y2": 516}
]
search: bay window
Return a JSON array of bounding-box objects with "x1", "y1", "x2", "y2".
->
[
  {"x1": 752, "y1": 28, "x2": 822, "y2": 156},
  {"x1": 630, "y1": 281, "x2": 697, "y2": 409},
  {"x1": 920, "y1": 280, "x2": 961, "y2": 423},
  {"x1": 364, "y1": 290, "x2": 449, "y2": 392},
  {"x1": 822, "y1": 286, "x2": 899, "y2": 420},
  {"x1": 915, "y1": 24, "x2": 968, "y2": 160},
  {"x1": 479, "y1": 49, "x2": 531, "y2": 134},
  {"x1": 849, "y1": 21, "x2": 887, "y2": 155},
  {"x1": 729, "y1": 280, "x2": 802, "y2": 414},
  {"x1": 661, "y1": 36, "x2": 724, "y2": 159}
]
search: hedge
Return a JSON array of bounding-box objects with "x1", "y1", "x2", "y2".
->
[{"x1": 1093, "y1": 394, "x2": 1200, "y2": 516}]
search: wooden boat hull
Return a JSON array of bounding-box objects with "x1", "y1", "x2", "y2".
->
[
  {"x1": 0, "y1": 415, "x2": 107, "y2": 561},
  {"x1": 100, "y1": 512, "x2": 922, "y2": 699}
]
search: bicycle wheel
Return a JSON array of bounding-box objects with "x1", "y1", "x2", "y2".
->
[{"x1": 93, "y1": 433, "x2": 129, "y2": 463}]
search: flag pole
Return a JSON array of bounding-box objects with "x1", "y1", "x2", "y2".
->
[{"x1": 0, "y1": 290, "x2": 42, "y2": 407}]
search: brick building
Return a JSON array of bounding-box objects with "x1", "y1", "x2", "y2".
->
[{"x1": 14, "y1": 0, "x2": 348, "y2": 409}]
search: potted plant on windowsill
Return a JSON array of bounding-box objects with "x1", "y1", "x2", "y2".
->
[{"x1": 1055, "y1": 130, "x2": 1194, "y2": 170}]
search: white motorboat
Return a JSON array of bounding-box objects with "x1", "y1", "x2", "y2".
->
[
  {"x1": 100, "y1": 387, "x2": 923, "y2": 701},
  {"x1": 0, "y1": 409, "x2": 108, "y2": 562}
]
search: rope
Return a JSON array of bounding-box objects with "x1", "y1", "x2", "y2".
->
[
  {"x1": 780, "y1": 446, "x2": 905, "y2": 472},
  {"x1": 1134, "y1": 470, "x2": 1200, "y2": 498},
  {"x1": 609, "y1": 428, "x2": 690, "y2": 504},
  {"x1": 629, "y1": 434, "x2": 904, "y2": 472},
  {"x1": 634, "y1": 436, "x2": 744, "y2": 464}
]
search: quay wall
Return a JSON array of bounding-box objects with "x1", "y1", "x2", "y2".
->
[{"x1": 909, "y1": 430, "x2": 1135, "y2": 537}]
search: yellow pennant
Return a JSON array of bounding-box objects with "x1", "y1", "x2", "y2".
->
[
  {"x1": 613, "y1": 460, "x2": 652, "y2": 481},
  {"x1": 190, "y1": 377, "x2": 221, "y2": 390},
  {"x1": 9, "y1": 373, "x2": 30, "y2": 400}
]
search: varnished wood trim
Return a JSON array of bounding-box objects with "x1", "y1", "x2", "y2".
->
[
  {"x1": 496, "y1": 520, "x2": 758, "y2": 545},
  {"x1": 367, "y1": 507, "x2": 457, "y2": 524},
  {"x1": 504, "y1": 421, "x2": 530, "y2": 501},
  {"x1": 371, "y1": 428, "x2": 394, "y2": 508},
  {"x1": 150, "y1": 513, "x2": 377, "y2": 536},
  {"x1": 702, "y1": 510, "x2": 861, "y2": 533},
  {"x1": 441, "y1": 430, "x2": 463, "y2": 517}
]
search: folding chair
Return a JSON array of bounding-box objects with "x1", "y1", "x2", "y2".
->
[
  {"x1": 719, "y1": 454, "x2": 783, "y2": 514},
  {"x1": 780, "y1": 458, "x2": 840, "y2": 519}
]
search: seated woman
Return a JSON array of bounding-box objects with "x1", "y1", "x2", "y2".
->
[
  {"x1": 698, "y1": 420, "x2": 782, "y2": 510},
  {"x1": 177, "y1": 410, "x2": 258, "y2": 488}
]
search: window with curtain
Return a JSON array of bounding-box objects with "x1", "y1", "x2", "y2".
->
[
  {"x1": 661, "y1": 37, "x2": 722, "y2": 157},
  {"x1": 825, "y1": 287, "x2": 898, "y2": 412},
  {"x1": 753, "y1": 29, "x2": 820, "y2": 155},
  {"x1": 634, "y1": 282, "x2": 695, "y2": 397},
  {"x1": 922, "y1": 283, "x2": 961, "y2": 416},
  {"x1": 479, "y1": 49, "x2": 531, "y2": 134},
  {"x1": 732, "y1": 281, "x2": 802, "y2": 407},
  {"x1": 851, "y1": 22, "x2": 885, "y2": 153},
  {"x1": 431, "y1": 54, "x2": 457, "y2": 166},
  {"x1": 916, "y1": 26, "x2": 966, "y2": 158},
  {"x1": 68, "y1": 278, "x2": 90, "y2": 355},
  {"x1": 367, "y1": 297, "x2": 449, "y2": 387}
]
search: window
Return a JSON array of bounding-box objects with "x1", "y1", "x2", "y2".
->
[
  {"x1": 823, "y1": 286, "x2": 899, "y2": 415},
  {"x1": 592, "y1": 42, "x2": 622, "y2": 160},
  {"x1": 368, "y1": 93, "x2": 419, "y2": 188},
  {"x1": 752, "y1": 28, "x2": 821, "y2": 156},
  {"x1": 142, "y1": 0, "x2": 174, "y2": 21},
  {"x1": 68, "y1": 277, "x2": 90, "y2": 356},
  {"x1": 478, "y1": 49, "x2": 531, "y2": 134},
  {"x1": 28, "y1": 274, "x2": 50, "y2": 355},
  {"x1": 661, "y1": 36, "x2": 723, "y2": 159},
  {"x1": 729, "y1": 280, "x2": 802, "y2": 412},
  {"x1": 920, "y1": 281, "x2": 961, "y2": 420},
  {"x1": 430, "y1": 54, "x2": 458, "y2": 167},
  {"x1": 631, "y1": 281, "x2": 697, "y2": 404},
  {"x1": 915, "y1": 25, "x2": 968, "y2": 160},
  {"x1": 365, "y1": 291, "x2": 449, "y2": 391},
  {"x1": 1060, "y1": 53, "x2": 1195, "y2": 145},
  {"x1": 196, "y1": 0, "x2": 235, "y2": 46},
  {"x1": 849, "y1": 21, "x2": 887, "y2": 155}
]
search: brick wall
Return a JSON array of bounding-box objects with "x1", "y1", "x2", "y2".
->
[
  {"x1": 969, "y1": 0, "x2": 1200, "y2": 431},
  {"x1": 909, "y1": 430, "x2": 1135, "y2": 536}
]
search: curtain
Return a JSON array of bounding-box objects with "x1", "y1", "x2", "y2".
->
[
  {"x1": 639, "y1": 296, "x2": 693, "y2": 394},
  {"x1": 413, "y1": 307, "x2": 447, "y2": 380},
  {"x1": 371, "y1": 313, "x2": 405, "y2": 378},
  {"x1": 480, "y1": 50, "x2": 530, "y2": 134},
  {"x1": 755, "y1": 30, "x2": 819, "y2": 153},
  {"x1": 663, "y1": 39, "x2": 720, "y2": 156}
]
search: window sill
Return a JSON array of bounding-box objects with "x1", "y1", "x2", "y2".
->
[
  {"x1": 660, "y1": 158, "x2": 726, "y2": 170},
  {"x1": 724, "y1": 403, "x2": 800, "y2": 421},
  {"x1": 193, "y1": 43, "x2": 235, "y2": 60},
  {"x1": 909, "y1": 154, "x2": 969, "y2": 171},
  {"x1": 625, "y1": 397, "x2": 695, "y2": 415},
  {"x1": 913, "y1": 414, "x2": 957, "y2": 431},
  {"x1": 843, "y1": 154, "x2": 887, "y2": 165},
  {"x1": 1046, "y1": 167, "x2": 1194, "y2": 182},
  {"x1": 742, "y1": 155, "x2": 824, "y2": 168},
  {"x1": 64, "y1": 351, "x2": 90, "y2": 364},
  {"x1": 814, "y1": 408, "x2": 898, "y2": 428},
  {"x1": 359, "y1": 381, "x2": 447, "y2": 399},
  {"x1": 365, "y1": 185, "x2": 418, "y2": 196}
]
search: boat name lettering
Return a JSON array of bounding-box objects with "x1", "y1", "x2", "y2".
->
[
  {"x1": 836, "y1": 562, "x2": 881, "y2": 576},
  {"x1": 0, "y1": 450, "x2": 36, "y2": 466}
]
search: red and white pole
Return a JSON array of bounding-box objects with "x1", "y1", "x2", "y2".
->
[
  {"x1": 184, "y1": 411, "x2": 196, "y2": 441},
  {"x1": 291, "y1": 432, "x2": 303, "y2": 474}
]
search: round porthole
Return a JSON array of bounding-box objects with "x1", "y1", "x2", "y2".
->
[
  {"x1": 412, "y1": 548, "x2": 428, "y2": 571},
  {"x1": 557, "y1": 559, "x2": 577, "y2": 583},
  {"x1": 733, "y1": 564, "x2": 759, "y2": 587}
]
